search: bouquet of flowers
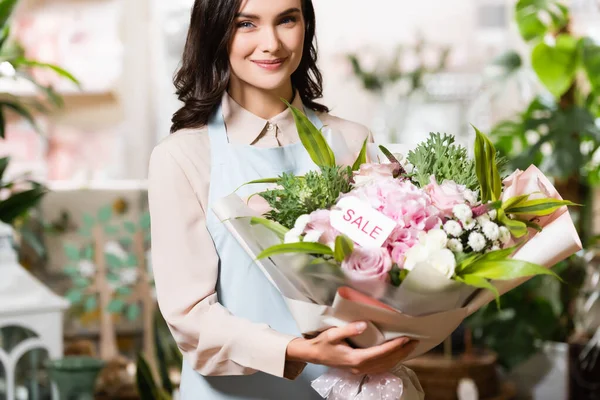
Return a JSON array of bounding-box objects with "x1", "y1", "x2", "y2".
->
[{"x1": 212, "y1": 103, "x2": 582, "y2": 399}]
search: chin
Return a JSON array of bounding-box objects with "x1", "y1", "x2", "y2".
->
[{"x1": 247, "y1": 73, "x2": 293, "y2": 91}]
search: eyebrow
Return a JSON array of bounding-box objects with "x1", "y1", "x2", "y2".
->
[{"x1": 236, "y1": 7, "x2": 301, "y2": 19}]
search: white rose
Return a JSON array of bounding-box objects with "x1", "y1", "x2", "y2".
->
[
  {"x1": 284, "y1": 228, "x2": 302, "y2": 244},
  {"x1": 468, "y1": 231, "x2": 487, "y2": 252},
  {"x1": 404, "y1": 244, "x2": 429, "y2": 271},
  {"x1": 430, "y1": 248, "x2": 457, "y2": 279}
]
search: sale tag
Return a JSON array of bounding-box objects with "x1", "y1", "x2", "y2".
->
[{"x1": 330, "y1": 196, "x2": 396, "y2": 248}]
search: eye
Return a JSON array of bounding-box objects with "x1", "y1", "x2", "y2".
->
[
  {"x1": 237, "y1": 21, "x2": 255, "y2": 29},
  {"x1": 280, "y1": 16, "x2": 297, "y2": 25}
]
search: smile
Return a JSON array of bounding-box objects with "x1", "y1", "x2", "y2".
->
[{"x1": 251, "y1": 58, "x2": 287, "y2": 71}]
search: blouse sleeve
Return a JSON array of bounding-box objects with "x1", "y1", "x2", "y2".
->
[{"x1": 148, "y1": 143, "x2": 306, "y2": 378}]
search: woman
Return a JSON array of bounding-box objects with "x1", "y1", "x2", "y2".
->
[{"x1": 148, "y1": 0, "x2": 416, "y2": 398}]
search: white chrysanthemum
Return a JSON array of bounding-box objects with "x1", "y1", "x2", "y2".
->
[
  {"x1": 444, "y1": 220, "x2": 463, "y2": 237},
  {"x1": 463, "y1": 190, "x2": 478, "y2": 205},
  {"x1": 303, "y1": 229, "x2": 323, "y2": 243},
  {"x1": 490, "y1": 242, "x2": 501, "y2": 251},
  {"x1": 284, "y1": 228, "x2": 302, "y2": 244},
  {"x1": 499, "y1": 226, "x2": 511, "y2": 244},
  {"x1": 476, "y1": 214, "x2": 490, "y2": 226},
  {"x1": 488, "y1": 209, "x2": 498, "y2": 220},
  {"x1": 293, "y1": 214, "x2": 311, "y2": 232},
  {"x1": 453, "y1": 204, "x2": 473, "y2": 222},
  {"x1": 468, "y1": 232, "x2": 487, "y2": 252},
  {"x1": 447, "y1": 238, "x2": 464, "y2": 253},
  {"x1": 463, "y1": 218, "x2": 477, "y2": 231},
  {"x1": 482, "y1": 221, "x2": 500, "y2": 241}
]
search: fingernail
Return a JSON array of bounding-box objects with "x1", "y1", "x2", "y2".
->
[{"x1": 355, "y1": 322, "x2": 367, "y2": 333}]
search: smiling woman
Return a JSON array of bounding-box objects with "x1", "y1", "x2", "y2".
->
[{"x1": 147, "y1": 0, "x2": 414, "y2": 399}]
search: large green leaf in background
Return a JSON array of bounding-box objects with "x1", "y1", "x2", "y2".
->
[
  {"x1": 531, "y1": 34, "x2": 579, "y2": 97},
  {"x1": 582, "y1": 37, "x2": 600, "y2": 93},
  {"x1": 515, "y1": 0, "x2": 569, "y2": 42}
]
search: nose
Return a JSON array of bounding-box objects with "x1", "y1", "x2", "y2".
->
[{"x1": 259, "y1": 26, "x2": 281, "y2": 53}]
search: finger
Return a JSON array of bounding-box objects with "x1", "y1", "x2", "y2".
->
[
  {"x1": 351, "y1": 337, "x2": 411, "y2": 364},
  {"x1": 361, "y1": 341, "x2": 419, "y2": 375},
  {"x1": 325, "y1": 322, "x2": 368, "y2": 343}
]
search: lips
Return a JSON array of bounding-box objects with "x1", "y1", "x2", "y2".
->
[{"x1": 251, "y1": 58, "x2": 287, "y2": 71}]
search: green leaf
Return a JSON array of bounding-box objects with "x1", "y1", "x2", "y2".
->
[
  {"x1": 0, "y1": 156, "x2": 8, "y2": 179},
  {"x1": 378, "y1": 145, "x2": 400, "y2": 164},
  {"x1": 0, "y1": 101, "x2": 39, "y2": 133},
  {"x1": 63, "y1": 265, "x2": 79, "y2": 277},
  {"x1": 107, "y1": 299, "x2": 125, "y2": 314},
  {"x1": 457, "y1": 275, "x2": 501, "y2": 307},
  {"x1": 473, "y1": 126, "x2": 501, "y2": 202},
  {"x1": 283, "y1": 99, "x2": 335, "y2": 168},
  {"x1": 105, "y1": 253, "x2": 124, "y2": 268},
  {"x1": 515, "y1": 0, "x2": 569, "y2": 42},
  {"x1": 64, "y1": 244, "x2": 80, "y2": 261},
  {"x1": 117, "y1": 286, "x2": 132, "y2": 296},
  {"x1": 524, "y1": 220, "x2": 543, "y2": 232},
  {"x1": 333, "y1": 234, "x2": 354, "y2": 262},
  {"x1": 248, "y1": 217, "x2": 289, "y2": 241},
  {"x1": 461, "y1": 259, "x2": 559, "y2": 281},
  {"x1": 12, "y1": 58, "x2": 79, "y2": 85},
  {"x1": 0, "y1": 108, "x2": 4, "y2": 139},
  {"x1": 83, "y1": 245, "x2": 93, "y2": 260},
  {"x1": 492, "y1": 50, "x2": 523, "y2": 76},
  {"x1": 0, "y1": 186, "x2": 46, "y2": 224},
  {"x1": 506, "y1": 198, "x2": 577, "y2": 216},
  {"x1": 124, "y1": 221, "x2": 137, "y2": 234},
  {"x1": 352, "y1": 139, "x2": 368, "y2": 171},
  {"x1": 256, "y1": 242, "x2": 334, "y2": 260},
  {"x1": 127, "y1": 304, "x2": 141, "y2": 321},
  {"x1": 65, "y1": 288, "x2": 83, "y2": 304},
  {"x1": 82, "y1": 214, "x2": 95, "y2": 229},
  {"x1": 104, "y1": 225, "x2": 119, "y2": 235},
  {"x1": 97, "y1": 206, "x2": 112, "y2": 223},
  {"x1": 531, "y1": 34, "x2": 579, "y2": 97},
  {"x1": 0, "y1": 0, "x2": 19, "y2": 32},
  {"x1": 498, "y1": 208, "x2": 528, "y2": 238},
  {"x1": 84, "y1": 296, "x2": 97, "y2": 313},
  {"x1": 501, "y1": 194, "x2": 532, "y2": 211},
  {"x1": 581, "y1": 37, "x2": 600, "y2": 92}
]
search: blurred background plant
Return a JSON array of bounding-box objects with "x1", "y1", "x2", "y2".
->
[{"x1": 0, "y1": 0, "x2": 78, "y2": 261}]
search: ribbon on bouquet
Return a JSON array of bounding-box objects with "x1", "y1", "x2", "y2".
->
[{"x1": 311, "y1": 366, "x2": 424, "y2": 400}]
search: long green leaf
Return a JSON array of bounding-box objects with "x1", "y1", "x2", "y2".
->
[
  {"x1": 506, "y1": 198, "x2": 577, "y2": 216},
  {"x1": 474, "y1": 127, "x2": 490, "y2": 202},
  {"x1": 0, "y1": 186, "x2": 46, "y2": 223},
  {"x1": 480, "y1": 127, "x2": 502, "y2": 200},
  {"x1": 352, "y1": 138, "x2": 368, "y2": 171},
  {"x1": 456, "y1": 274, "x2": 500, "y2": 307},
  {"x1": 283, "y1": 99, "x2": 335, "y2": 167},
  {"x1": 501, "y1": 194, "x2": 531, "y2": 211},
  {"x1": 461, "y1": 259, "x2": 559, "y2": 280},
  {"x1": 236, "y1": 177, "x2": 280, "y2": 192},
  {"x1": 256, "y1": 242, "x2": 334, "y2": 259},
  {"x1": 0, "y1": 101, "x2": 39, "y2": 133},
  {"x1": 378, "y1": 145, "x2": 400, "y2": 164},
  {"x1": 0, "y1": 156, "x2": 8, "y2": 180},
  {"x1": 0, "y1": 0, "x2": 18, "y2": 31},
  {"x1": 333, "y1": 234, "x2": 354, "y2": 262},
  {"x1": 248, "y1": 217, "x2": 289, "y2": 241},
  {"x1": 14, "y1": 58, "x2": 80, "y2": 85},
  {"x1": 497, "y1": 208, "x2": 528, "y2": 238}
]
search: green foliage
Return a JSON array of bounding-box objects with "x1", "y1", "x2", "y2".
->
[
  {"x1": 515, "y1": 0, "x2": 568, "y2": 42},
  {"x1": 406, "y1": 133, "x2": 479, "y2": 191},
  {"x1": 474, "y1": 127, "x2": 502, "y2": 202},
  {"x1": 259, "y1": 166, "x2": 353, "y2": 229}
]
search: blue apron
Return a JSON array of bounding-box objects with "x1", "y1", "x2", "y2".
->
[{"x1": 179, "y1": 104, "x2": 328, "y2": 399}]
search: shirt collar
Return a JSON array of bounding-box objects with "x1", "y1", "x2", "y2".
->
[{"x1": 221, "y1": 90, "x2": 305, "y2": 145}]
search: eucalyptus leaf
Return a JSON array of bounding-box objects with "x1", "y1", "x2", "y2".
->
[
  {"x1": 65, "y1": 288, "x2": 83, "y2": 304},
  {"x1": 140, "y1": 212, "x2": 151, "y2": 230},
  {"x1": 84, "y1": 296, "x2": 97, "y2": 313},
  {"x1": 105, "y1": 253, "x2": 124, "y2": 268},
  {"x1": 124, "y1": 221, "x2": 137, "y2": 234}
]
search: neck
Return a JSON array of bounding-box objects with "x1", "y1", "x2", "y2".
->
[{"x1": 227, "y1": 78, "x2": 295, "y2": 119}]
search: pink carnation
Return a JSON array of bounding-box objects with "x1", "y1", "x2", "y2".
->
[{"x1": 304, "y1": 209, "x2": 340, "y2": 247}]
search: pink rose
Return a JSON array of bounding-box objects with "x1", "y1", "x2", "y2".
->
[
  {"x1": 501, "y1": 165, "x2": 564, "y2": 227},
  {"x1": 424, "y1": 175, "x2": 474, "y2": 215},
  {"x1": 342, "y1": 247, "x2": 393, "y2": 298},
  {"x1": 353, "y1": 163, "x2": 400, "y2": 187},
  {"x1": 387, "y1": 227, "x2": 420, "y2": 266}
]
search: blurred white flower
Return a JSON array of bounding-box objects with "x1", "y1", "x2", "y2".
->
[
  {"x1": 303, "y1": 229, "x2": 323, "y2": 243},
  {"x1": 429, "y1": 248, "x2": 456, "y2": 279},
  {"x1": 476, "y1": 214, "x2": 490, "y2": 226},
  {"x1": 499, "y1": 226, "x2": 511, "y2": 244},
  {"x1": 488, "y1": 209, "x2": 498, "y2": 220},
  {"x1": 443, "y1": 220, "x2": 463, "y2": 237},
  {"x1": 468, "y1": 232, "x2": 486, "y2": 252},
  {"x1": 294, "y1": 214, "x2": 311, "y2": 232},
  {"x1": 404, "y1": 229, "x2": 451, "y2": 273},
  {"x1": 453, "y1": 204, "x2": 473, "y2": 222},
  {"x1": 120, "y1": 269, "x2": 138, "y2": 286},
  {"x1": 463, "y1": 190, "x2": 478, "y2": 205},
  {"x1": 463, "y1": 219, "x2": 477, "y2": 231},
  {"x1": 482, "y1": 221, "x2": 500, "y2": 241},
  {"x1": 284, "y1": 228, "x2": 302, "y2": 244},
  {"x1": 447, "y1": 238, "x2": 463, "y2": 253},
  {"x1": 79, "y1": 260, "x2": 96, "y2": 278}
]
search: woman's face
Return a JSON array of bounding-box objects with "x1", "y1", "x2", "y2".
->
[{"x1": 229, "y1": 0, "x2": 305, "y2": 92}]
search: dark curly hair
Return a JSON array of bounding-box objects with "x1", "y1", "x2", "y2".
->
[{"x1": 170, "y1": 0, "x2": 328, "y2": 133}]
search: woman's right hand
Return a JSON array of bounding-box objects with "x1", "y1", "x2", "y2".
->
[{"x1": 286, "y1": 322, "x2": 418, "y2": 375}]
